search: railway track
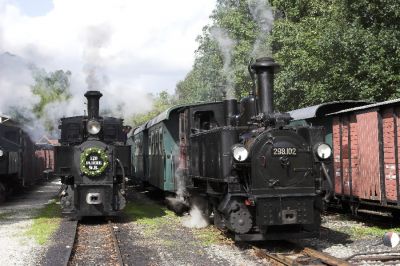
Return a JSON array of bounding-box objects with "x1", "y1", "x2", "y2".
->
[
  {"x1": 253, "y1": 243, "x2": 400, "y2": 265},
  {"x1": 253, "y1": 244, "x2": 351, "y2": 266},
  {"x1": 66, "y1": 218, "x2": 124, "y2": 266}
]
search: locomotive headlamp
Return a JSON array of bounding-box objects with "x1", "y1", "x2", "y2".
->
[
  {"x1": 87, "y1": 119, "x2": 101, "y2": 135},
  {"x1": 232, "y1": 144, "x2": 248, "y2": 162},
  {"x1": 315, "y1": 143, "x2": 332, "y2": 159}
]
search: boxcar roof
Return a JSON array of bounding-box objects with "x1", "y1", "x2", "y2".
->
[
  {"x1": 328, "y1": 98, "x2": 400, "y2": 116},
  {"x1": 145, "y1": 101, "x2": 223, "y2": 129},
  {"x1": 288, "y1": 100, "x2": 370, "y2": 120}
]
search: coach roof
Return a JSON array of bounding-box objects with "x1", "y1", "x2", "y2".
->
[
  {"x1": 289, "y1": 100, "x2": 370, "y2": 120},
  {"x1": 145, "y1": 101, "x2": 223, "y2": 129},
  {"x1": 328, "y1": 98, "x2": 400, "y2": 116}
]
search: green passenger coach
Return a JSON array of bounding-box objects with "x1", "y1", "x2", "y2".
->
[{"x1": 129, "y1": 106, "x2": 181, "y2": 192}]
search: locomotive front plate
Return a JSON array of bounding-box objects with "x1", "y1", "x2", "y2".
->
[{"x1": 272, "y1": 147, "x2": 297, "y2": 156}]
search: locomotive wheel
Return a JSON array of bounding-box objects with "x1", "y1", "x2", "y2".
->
[{"x1": 228, "y1": 204, "x2": 253, "y2": 234}]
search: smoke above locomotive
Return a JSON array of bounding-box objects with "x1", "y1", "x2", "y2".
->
[{"x1": 55, "y1": 90, "x2": 131, "y2": 219}]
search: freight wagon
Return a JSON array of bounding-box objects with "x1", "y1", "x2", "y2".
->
[
  {"x1": 0, "y1": 116, "x2": 55, "y2": 202},
  {"x1": 290, "y1": 99, "x2": 400, "y2": 216},
  {"x1": 330, "y1": 99, "x2": 400, "y2": 215}
]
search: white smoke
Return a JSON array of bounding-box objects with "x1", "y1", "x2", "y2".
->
[
  {"x1": 182, "y1": 205, "x2": 209, "y2": 229},
  {"x1": 0, "y1": 53, "x2": 47, "y2": 140},
  {"x1": 0, "y1": 0, "x2": 216, "y2": 128},
  {"x1": 248, "y1": 0, "x2": 274, "y2": 58},
  {"x1": 210, "y1": 27, "x2": 236, "y2": 99},
  {"x1": 82, "y1": 23, "x2": 112, "y2": 91}
]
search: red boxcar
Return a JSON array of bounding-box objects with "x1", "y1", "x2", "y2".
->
[{"x1": 331, "y1": 99, "x2": 400, "y2": 214}]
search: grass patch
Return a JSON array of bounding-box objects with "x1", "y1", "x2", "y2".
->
[
  {"x1": 25, "y1": 201, "x2": 62, "y2": 245},
  {"x1": 194, "y1": 226, "x2": 229, "y2": 246},
  {"x1": 124, "y1": 201, "x2": 178, "y2": 236},
  {"x1": 0, "y1": 212, "x2": 11, "y2": 220},
  {"x1": 348, "y1": 225, "x2": 400, "y2": 238}
]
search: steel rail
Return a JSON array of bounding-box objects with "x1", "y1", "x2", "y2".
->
[{"x1": 108, "y1": 220, "x2": 124, "y2": 266}]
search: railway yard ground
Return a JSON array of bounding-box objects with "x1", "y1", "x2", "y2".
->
[{"x1": 1, "y1": 179, "x2": 400, "y2": 265}]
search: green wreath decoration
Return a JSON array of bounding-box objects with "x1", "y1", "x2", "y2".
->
[{"x1": 80, "y1": 147, "x2": 109, "y2": 176}]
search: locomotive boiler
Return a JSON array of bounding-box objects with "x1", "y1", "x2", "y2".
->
[{"x1": 55, "y1": 91, "x2": 130, "y2": 218}]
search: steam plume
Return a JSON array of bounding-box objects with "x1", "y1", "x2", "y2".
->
[
  {"x1": 210, "y1": 27, "x2": 236, "y2": 99},
  {"x1": 248, "y1": 0, "x2": 274, "y2": 58}
]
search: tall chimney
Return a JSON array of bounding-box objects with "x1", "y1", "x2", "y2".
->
[
  {"x1": 223, "y1": 99, "x2": 238, "y2": 126},
  {"x1": 251, "y1": 57, "x2": 279, "y2": 115},
  {"x1": 84, "y1": 90, "x2": 103, "y2": 118}
]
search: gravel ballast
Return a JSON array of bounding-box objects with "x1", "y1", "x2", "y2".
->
[{"x1": 0, "y1": 180, "x2": 60, "y2": 266}]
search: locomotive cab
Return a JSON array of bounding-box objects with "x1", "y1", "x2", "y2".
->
[{"x1": 55, "y1": 91, "x2": 130, "y2": 218}]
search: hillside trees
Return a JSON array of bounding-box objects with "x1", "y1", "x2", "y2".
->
[
  {"x1": 177, "y1": 0, "x2": 399, "y2": 112},
  {"x1": 270, "y1": 0, "x2": 400, "y2": 110}
]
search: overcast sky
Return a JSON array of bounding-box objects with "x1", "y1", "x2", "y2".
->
[{"x1": 0, "y1": 0, "x2": 216, "y2": 117}]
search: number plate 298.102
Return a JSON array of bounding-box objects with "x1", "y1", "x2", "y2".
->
[{"x1": 272, "y1": 147, "x2": 297, "y2": 156}]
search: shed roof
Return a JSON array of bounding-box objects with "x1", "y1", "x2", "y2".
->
[
  {"x1": 328, "y1": 98, "x2": 400, "y2": 116},
  {"x1": 288, "y1": 100, "x2": 370, "y2": 120}
]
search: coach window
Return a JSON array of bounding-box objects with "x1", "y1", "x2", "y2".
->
[
  {"x1": 159, "y1": 128, "x2": 162, "y2": 154},
  {"x1": 149, "y1": 132, "x2": 153, "y2": 155},
  {"x1": 135, "y1": 140, "x2": 139, "y2": 156},
  {"x1": 152, "y1": 131, "x2": 156, "y2": 155},
  {"x1": 193, "y1": 111, "x2": 217, "y2": 131},
  {"x1": 155, "y1": 129, "x2": 159, "y2": 155}
]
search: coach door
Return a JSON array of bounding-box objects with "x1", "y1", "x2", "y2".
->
[{"x1": 162, "y1": 126, "x2": 174, "y2": 192}]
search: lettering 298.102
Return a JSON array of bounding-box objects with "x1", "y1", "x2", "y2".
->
[{"x1": 272, "y1": 147, "x2": 297, "y2": 156}]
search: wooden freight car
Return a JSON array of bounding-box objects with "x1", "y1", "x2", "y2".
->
[
  {"x1": 288, "y1": 101, "x2": 370, "y2": 201},
  {"x1": 330, "y1": 99, "x2": 400, "y2": 215}
]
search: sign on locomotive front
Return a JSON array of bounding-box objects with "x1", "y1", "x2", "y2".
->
[{"x1": 80, "y1": 147, "x2": 109, "y2": 176}]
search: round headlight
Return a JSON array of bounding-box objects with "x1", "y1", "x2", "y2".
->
[
  {"x1": 87, "y1": 120, "x2": 101, "y2": 135},
  {"x1": 316, "y1": 143, "x2": 332, "y2": 159},
  {"x1": 0, "y1": 150, "x2": 3, "y2": 157},
  {"x1": 232, "y1": 144, "x2": 248, "y2": 162}
]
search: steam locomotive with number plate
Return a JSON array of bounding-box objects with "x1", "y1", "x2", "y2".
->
[
  {"x1": 55, "y1": 91, "x2": 130, "y2": 218},
  {"x1": 130, "y1": 57, "x2": 331, "y2": 240}
]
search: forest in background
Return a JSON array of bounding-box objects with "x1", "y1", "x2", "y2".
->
[{"x1": 130, "y1": 0, "x2": 400, "y2": 127}]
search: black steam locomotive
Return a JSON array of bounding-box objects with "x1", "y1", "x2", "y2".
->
[
  {"x1": 130, "y1": 57, "x2": 331, "y2": 240},
  {"x1": 55, "y1": 91, "x2": 130, "y2": 218}
]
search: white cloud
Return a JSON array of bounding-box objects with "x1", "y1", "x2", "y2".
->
[{"x1": 0, "y1": 0, "x2": 216, "y2": 119}]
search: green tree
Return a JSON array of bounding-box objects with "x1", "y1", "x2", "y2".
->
[
  {"x1": 129, "y1": 91, "x2": 176, "y2": 127},
  {"x1": 31, "y1": 68, "x2": 72, "y2": 117},
  {"x1": 176, "y1": 0, "x2": 264, "y2": 102},
  {"x1": 270, "y1": 0, "x2": 400, "y2": 110},
  {"x1": 30, "y1": 68, "x2": 72, "y2": 131}
]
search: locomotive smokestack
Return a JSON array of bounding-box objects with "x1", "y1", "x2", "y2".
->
[
  {"x1": 223, "y1": 99, "x2": 238, "y2": 126},
  {"x1": 251, "y1": 57, "x2": 279, "y2": 115},
  {"x1": 84, "y1": 90, "x2": 103, "y2": 118}
]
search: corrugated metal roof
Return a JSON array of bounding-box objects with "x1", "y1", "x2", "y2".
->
[
  {"x1": 289, "y1": 100, "x2": 370, "y2": 120},
  {"x1": 328, "y1": 98, "x2": 400, "y2": 116}
]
